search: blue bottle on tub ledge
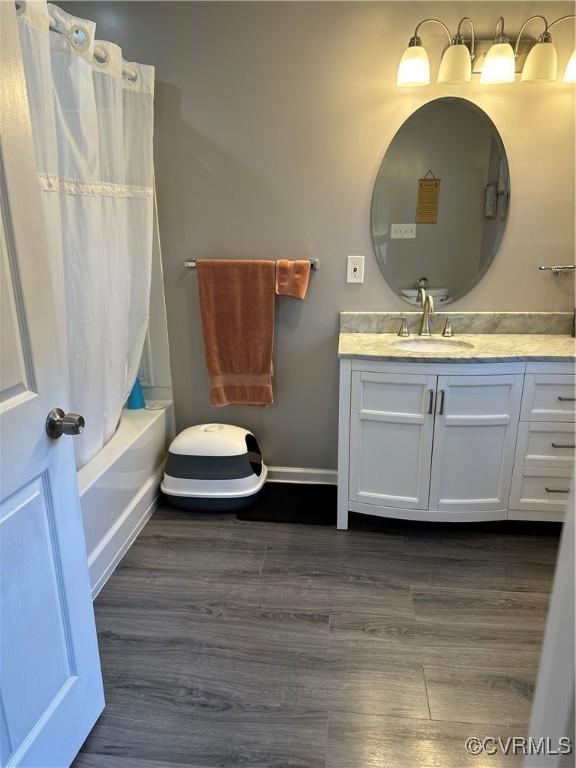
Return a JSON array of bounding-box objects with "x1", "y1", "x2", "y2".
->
[{"x1": 127, "y1": 377, "x2": 146, "y2": 409}]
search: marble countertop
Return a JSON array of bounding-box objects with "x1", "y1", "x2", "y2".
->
[{"x1": 338, "y1": 333, "x2": 576, "y2": 363}]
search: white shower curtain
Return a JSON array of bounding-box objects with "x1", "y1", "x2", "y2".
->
[{"x1": 17, "y1": 0, "x2": 155, "y2": 467}]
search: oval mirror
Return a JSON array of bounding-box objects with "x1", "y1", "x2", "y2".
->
[{"x1": 371, "y1": 97, "x2": 510, "y2": 306}]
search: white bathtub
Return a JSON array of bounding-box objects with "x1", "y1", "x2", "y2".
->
[{"x1": 77, "y1": 403, "x2": 174, "y2": 598}]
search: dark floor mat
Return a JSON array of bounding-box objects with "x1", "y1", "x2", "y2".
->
[{"x1": 236, "y1": 482, "x2": 337, "y2": 525}]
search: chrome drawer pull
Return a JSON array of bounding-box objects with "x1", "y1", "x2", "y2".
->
[
  {"x1": 557, "y1": 396, "x2": 576, "y2": 402},
  {"x1": 545, "y1": 487, "x2": 570, "y2": 494},
  {"x1": 551, "y1": 443, "x2": 576, "y2": 449}
]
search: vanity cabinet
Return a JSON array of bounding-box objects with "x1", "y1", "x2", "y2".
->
[{"x1": 338, "y1": 360, "x2": 574, "y2": 528}]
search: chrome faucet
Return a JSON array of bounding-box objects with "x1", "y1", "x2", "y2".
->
[{"x1": 417, "y1": 288, "x2": 434, "y2": 336}]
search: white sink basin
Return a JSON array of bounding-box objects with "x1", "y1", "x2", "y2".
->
[{"x1": 393, "y1": 338, "x2": 474, "y2": 352}]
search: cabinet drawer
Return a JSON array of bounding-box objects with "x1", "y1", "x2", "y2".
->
[
  {"x1": 509, "y1": 466, "x2": 572, "y2": 513},
  {"x1": 514, "y1": 421, "x2": 576, "y2": 469},
  {"x1": 520, "y1": 374, "x2": 576, "y2": 422}
]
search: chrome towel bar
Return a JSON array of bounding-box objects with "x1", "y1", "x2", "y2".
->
[
  {"x1": 184, "y1": 258, "x2": 320, "y2": 271},
  {"x1": 538, "y1": 265, "x2": 576, "y2": 276}
]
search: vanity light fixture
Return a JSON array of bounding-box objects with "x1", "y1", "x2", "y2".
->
[
  {"x1": 396, "y1": 13, "x2": 575, "y2": 86},
  {"x1": 480, "y1": 17, "x2": 515, "y2": 84},
  {"x1": 396, "y1": 18, "x2": 451, "y2": 86},
  {"x1": 545, "y1": 14, "x2": 576, "y2": 82},
  {"x1": 438, "y1": 17, "x2": 475, "y2": 84},
  {"x1": 521, "y1": 37, "x2": 557, "y2": 82},
  {"x1": 517, "y1": 15, "x2": 557, "y2": 81},
  {"x1": 564, "y1": 49, "x2": 576, "y2": 82},
  {"x1": 396, "y1": 41, "x2": 430, "y2": 87}
]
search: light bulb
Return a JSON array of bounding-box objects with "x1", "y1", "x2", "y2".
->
[
  {"x1": 438, "y1": 44, "x2": 471, "y2": 84},
  {"x1": 480, "y1": 42, "x2": 516, "y2": 84},
  {"x1": 564, "y1": 49, "x2": 576, "y2": 82},
  {"x1": 521, "y1": 40, "x2": 557, "y2": 82},
  {"x1": 397, "y1": 44, "x2": 430, "y2": 86}
]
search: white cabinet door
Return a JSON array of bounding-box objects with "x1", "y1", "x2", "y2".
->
[
  {"x1": 349, "y1": 372, "x2": 436, "y2": 509},
  {"x1": 0, "y1": 7, "x2": 103, "y2": 767},
  {"x1": 429, "y1": 375, "x2": 523, "y2": 513}
]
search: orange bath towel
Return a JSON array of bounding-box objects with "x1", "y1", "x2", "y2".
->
[
  {"x1": 275, "y1": 259, "x2": 311, "y2": 299},
  {"x1": 196, "y1": 259, "x2": 276, "y2": 406}
]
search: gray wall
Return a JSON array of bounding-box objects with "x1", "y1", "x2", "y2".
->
[{"x1": 62, "y1": 1, "x2": 576, "y2": 470}]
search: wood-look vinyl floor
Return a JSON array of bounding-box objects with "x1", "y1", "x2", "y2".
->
[{"x1": 73, "y1": 504, "x2": 560, "y2": 768}]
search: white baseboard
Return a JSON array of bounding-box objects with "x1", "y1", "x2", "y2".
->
[
  {"x1": 267, "y1": 466, "x2": 337, "y2": 485},
  {"x1": 89, "y1": 466, "x2": 163, "y2": 599}
]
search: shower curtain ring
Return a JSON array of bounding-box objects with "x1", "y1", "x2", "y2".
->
[
  {"x1": 93, "y1": 45, "x2": 108, "y2": 65},
  {"x1": 67, "y1": 23, "x2": 90, "y2": 53}
]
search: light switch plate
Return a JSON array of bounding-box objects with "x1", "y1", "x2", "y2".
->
[
  {"x1": 391, "y1": 223, "x2": 416, "y2": 239},
  {"x1": 347, "y1": 255, "x2": 364, "y2": 284}
]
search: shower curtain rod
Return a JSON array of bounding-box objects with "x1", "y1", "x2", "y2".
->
[{"x1": 184, "y1": 258, "x2": 320, "y2": 271}]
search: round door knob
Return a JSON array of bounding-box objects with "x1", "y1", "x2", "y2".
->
[{"x1": 46, "y1": 408, "x2": 85, "y2": 439}]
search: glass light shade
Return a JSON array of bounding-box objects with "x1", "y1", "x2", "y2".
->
[
  {"x1": 521, "y1": 41, "x2": 557, "y2": 82},
  {"x1": 396, "y1": 45, "x2": 430, "y2": 86},
  {"x1": 564, "y1": 49, "x2": 576, "y2": 82},
  {"x1": 438, "y1": 44, "x2": 472, "y2": 84},
  {"x1": 480, "y1": 42, "x2": 515, "y2": 84}
]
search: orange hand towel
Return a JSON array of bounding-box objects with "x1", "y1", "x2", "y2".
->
[
  {"x1": 196, "y1": 259, "x2": 276, "y2": 406},
  {"x1": 275, "y1": 259, "x2": 311, "y2": 299}
]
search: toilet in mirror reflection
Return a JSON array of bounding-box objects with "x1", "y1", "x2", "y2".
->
[{"x1": 371, "y1": 97, "x2": 510, "y2": 305}]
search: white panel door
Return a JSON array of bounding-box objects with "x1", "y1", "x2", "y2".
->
[
  {"x1": 429, "y1": 374, "x2": 524, "y2": 513},
  {"x1": 0, "y1": 6, "x2": 103, "y2": 768},
  {"x1": 349, "y1": 372, "x2": 436, "y2": 509}
]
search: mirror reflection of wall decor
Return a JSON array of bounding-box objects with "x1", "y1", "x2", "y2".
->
[
  {"x1": 484, "y1": 181, "x2": 498, "y2": 219},
  {"x1": 415, "y1": 172, "x2": 441, "y2": 224},
  {"x1": 371, "y1": 97, "x2": 510, "y2": 306}
]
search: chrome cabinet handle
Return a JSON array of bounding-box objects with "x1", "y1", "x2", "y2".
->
[
  {"x1": 545, "y1": 487, "x2": 570, "y2": 494},
  {"x1": 551, "y1": 443, "x2": 576, "y2": 449},
  {"x1": 46, "y1": 408, "x2": 85, "y2": 439},
  {"x1": 427, "y1": 389, "x2": 434, "y2": 415},
  {"x1": 438, "y1": 390, "x2": 445, "y2": 416},
  {"x1": 558, "y1": 397, "x2": 576, "y2": 402}
]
